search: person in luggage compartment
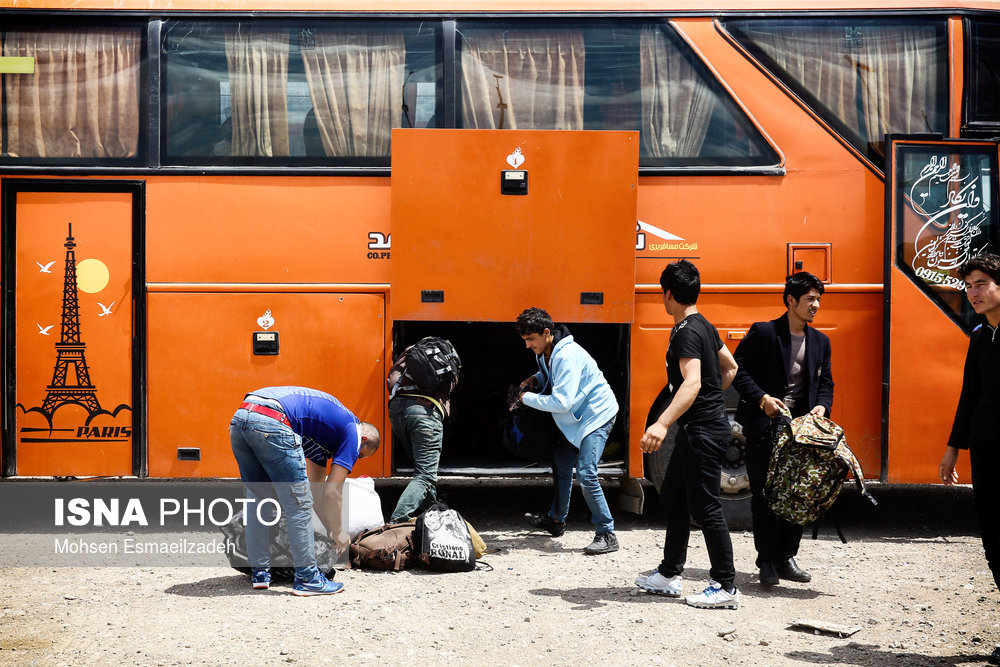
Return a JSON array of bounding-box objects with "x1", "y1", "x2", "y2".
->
[{"x1": 514, "y1": 307, "x2": 621, "y2": 555}]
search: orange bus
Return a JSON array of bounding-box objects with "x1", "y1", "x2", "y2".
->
[{"x1": 2, "y1": 1, "x2": 998, "y2": 524}]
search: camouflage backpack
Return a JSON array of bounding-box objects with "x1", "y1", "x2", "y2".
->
[{"x1": 765, "y1": 408, "x2": 876, "y2": 526}]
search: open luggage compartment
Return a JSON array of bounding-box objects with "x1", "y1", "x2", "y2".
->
[{"x1": 392, "y1": 320, "x2": 629, "y2": 477}]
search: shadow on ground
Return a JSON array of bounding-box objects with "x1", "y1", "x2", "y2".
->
[
  {"x1": 377, "y1": 478, "x2": 979, "y2": 543},
  {"x1": 784, "y1": 643, "x2": 995, "y2": 667}
]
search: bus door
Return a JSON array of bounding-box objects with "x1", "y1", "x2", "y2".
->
[
  {"x1": 389, "y1": 129, "x2": 638, "y2": 473},
  {"x1": 2, "y1": 180, "x2": 143, "y2": 477},
  {"x1": 885, "y1": 139, "x2": 999, "y2": 483}
]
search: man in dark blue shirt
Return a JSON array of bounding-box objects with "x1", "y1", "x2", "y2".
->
[{"x1": 230, "y1": 386, "x2": 380, "y2": 595}]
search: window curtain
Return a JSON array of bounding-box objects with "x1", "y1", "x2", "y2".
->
[
  {"x1": 740, "y1": 23, "x2": 941, "y2": 151},
  {"x1": 639, "y1": 26, "x2": 716, "y2": 158},
  {"x1": 300, "y1": 29, "x2": 405, "y2": 157},
  {"x1": 459, "y1": 29, "x2": 584, "y2": 130},
  {"x1": 225, "y1": 28, "x2": 290, "y2": 157},
  {"x1": 2, "y1": 28, "x2": 140, "y2": 158},
  {"x1": 855, "y1": 26, "x2": 941, "y2": 144}
]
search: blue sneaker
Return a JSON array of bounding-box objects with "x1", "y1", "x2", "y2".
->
[
  {"x1": 292, "y1": 572, "x2": 344, "y2": 597},
  {"x1": 251, "y1": 569, "x2": 271, "y2": 590}
]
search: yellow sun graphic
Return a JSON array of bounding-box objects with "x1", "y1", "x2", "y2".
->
[{"x1": 76, "y1": 258, "x2": 110, "y2": 294}]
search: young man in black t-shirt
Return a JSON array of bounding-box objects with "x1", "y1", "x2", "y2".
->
[{"x1": 634, "y1": 259, "x2": 741, "y2": 609}]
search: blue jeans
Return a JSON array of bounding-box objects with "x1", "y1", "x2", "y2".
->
[
  {"x1": 230, "y1": 407, "x2": 318, "y2": 581},
  {"x1": 549, "y1": 417, "x2": 616, "y2": 534},
  {"x1": 388, "y1": 396, "x2": 444, "y2": 523}
]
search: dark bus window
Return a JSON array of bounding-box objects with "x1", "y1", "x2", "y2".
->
[
  {"x1": 723, "y1": 18, "x2": 948, "y2": 166},
  {"x1": 455, "y1": 20, "x2": 779, "y2": 169},
  {"x1": 895, "y1": 144, "x2": 998, "y2": 330},
  {"x1": 966, "y1": 19, "x2": 1000, "y2": 131},
  {"x1": 1, "y1": 27, "x2": 143, "y2": 162},
  {"x1": 162, "y1": 20, "x2": 440, "y2": 166}
]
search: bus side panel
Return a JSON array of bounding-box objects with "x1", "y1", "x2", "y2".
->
[
  {"x1": 636, "y1": 169, "x2": 884, "y2": 287},
  {"x1": 631, "y1": 291, "x2": 883, "y2": 479},
  {"x1": 146, "y1": 292, "x2": 386, "y2": 478},
  {"x1": 145, "y1": 177, "x2": 391, "y2": 285},
  {"x1": 886, "y1": 267, "x2": 970, "y2": 484}
]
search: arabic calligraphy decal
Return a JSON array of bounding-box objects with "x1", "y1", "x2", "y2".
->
[{"x1": 908, "y1": 155, "x2": 990, "y2": 290}]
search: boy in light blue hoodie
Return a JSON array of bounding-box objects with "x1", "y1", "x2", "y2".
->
[{"x1": 514, "y1": 307, "x2": 620, "y2": 554}]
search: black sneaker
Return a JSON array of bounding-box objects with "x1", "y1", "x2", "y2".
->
[
  {"x1": 523, "y1": 512, "x2": 565, "y2": 537},
  {"x1": 584, "y1": 531, "x2": 619, "y2": 555}
]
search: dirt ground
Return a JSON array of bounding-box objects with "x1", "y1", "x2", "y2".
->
[{"x1": 1, "y1": 480, "x2": 997, "y2": 667}]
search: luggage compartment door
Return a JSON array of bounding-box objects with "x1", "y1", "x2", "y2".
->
[{"x1": 391, "y1": 129, "x2": 638, "y2": 323}]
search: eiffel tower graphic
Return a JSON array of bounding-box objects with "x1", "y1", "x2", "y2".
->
[{"x1": 41, "y1": 223, "x2": 101, "y2": 416}]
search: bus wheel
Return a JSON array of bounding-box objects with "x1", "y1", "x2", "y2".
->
[
  {"x1": 642, "y1": 413, "x2": 753, "y2": 531},
  {"x1": 719, "y1": 416, "x2": 752, "y2": 531}
]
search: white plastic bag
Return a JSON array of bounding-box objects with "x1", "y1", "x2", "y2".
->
[{"x1": 341, "y1": 476, "x2": 384, "y2": 539}]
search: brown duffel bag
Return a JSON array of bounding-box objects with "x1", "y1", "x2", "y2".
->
[{"x1": 348, "y1": 521, "x2": 417, "y2": 571}]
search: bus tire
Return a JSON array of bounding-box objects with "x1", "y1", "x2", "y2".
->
[{"x1": 642, "y1": 413, "x2": 753, "y2": 532}]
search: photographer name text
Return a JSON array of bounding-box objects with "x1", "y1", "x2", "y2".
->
[{"x1": 53, "y1": 537, "x2": 235, "y2": 555}]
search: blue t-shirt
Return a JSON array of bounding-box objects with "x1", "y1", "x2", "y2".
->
[{"x1": 249, "y1": 386, "x2": 361, "y2": 471}]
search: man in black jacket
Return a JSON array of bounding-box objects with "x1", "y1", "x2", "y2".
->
[
  {"x1": 733, "y1": 272, "x2": 834, "y2": 586},
  {"x1": 940, "y1": 254, "x2": 1000, "y2": 601}
]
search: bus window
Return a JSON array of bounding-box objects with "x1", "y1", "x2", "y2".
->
[
  {"x1": 893, "y1": 144, "x2": 998, "y2": 330},
  {"x1": 723, "y1": 18, "x2": 948, "y2": 166},
  {"x1": 1, "y1": 26, "x2": 142, "y2": 162},
  {"x1": 455, "y1": 20, "x2": 779, "y2": 168},
  {"x1": 162, "y1": 20, "x2": 440, "y2": 166},
  {"x1": 965, "y1": 19, "x2": 1000, "y2": 133}
]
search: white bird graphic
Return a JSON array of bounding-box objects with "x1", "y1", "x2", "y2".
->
[
  {"x1": 98, "y1": 301, "x2": 115, "y2": 317},
  {"x1": 37, "y1": 323, "x2": 54, "y2": 335},
  {"x1": 36, "y1": 261, "x2": 55, "y2": 273}
]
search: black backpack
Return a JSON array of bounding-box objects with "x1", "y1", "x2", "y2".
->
[
  {"x1": 413, "y1": 502, "x2": 476, "y2": 572},
  {"x1": 400, "y1": 337, "x2": 461, "y2": 395}
]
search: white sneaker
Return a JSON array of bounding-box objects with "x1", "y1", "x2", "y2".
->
[
  {"x1": 634, "y1": 571, "x2": 683, "y2": 597},
  {"x1": 685, "y1": 580, "x2": 739, "y2": 610}
]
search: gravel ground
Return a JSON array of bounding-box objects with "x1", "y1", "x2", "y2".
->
[{"x1": 1, "y1": 481, "x2": 997, "y2": 666}]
